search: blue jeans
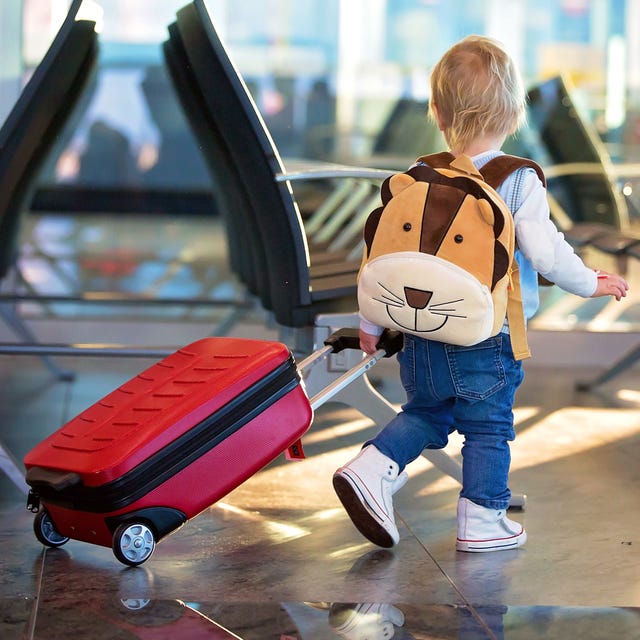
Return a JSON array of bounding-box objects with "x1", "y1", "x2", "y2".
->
[{"x1": 367, "y1": 332, "x2": 524, "y2": 510}]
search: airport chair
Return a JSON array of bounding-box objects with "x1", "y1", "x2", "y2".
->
[
  {"x1": 0, "y1": 0, "x2": 98, "y2": 379},
  {"x1": 0, "y1": 0, "x2": 98, "y2": 492},
  {"x1": 171, "y1": 1, "x2": 384, "y2": 332},
  {"x1": 0, "y1": 2, "x2": 252, "y2": 369},
  {"x1": 514, "y1": 76, "x2": 640, "y2": 391},
  {"x1": 163, "y1": 24, "x2": 367, "y2": 311},
  {"x1": 508, "y1": 75, "x2": 629, "y2": 230},
  {"x1": 162, "y1": 25, "x2": 268, "y2": 307}
]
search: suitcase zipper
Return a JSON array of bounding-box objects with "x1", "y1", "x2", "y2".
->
[{"x1": 31, "y1": 354, "x2": 301, "y2": 512}]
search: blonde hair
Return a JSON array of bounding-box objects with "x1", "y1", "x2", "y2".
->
[{"x1": 429, "y1": 35, "x2": 526, "y2": 151}]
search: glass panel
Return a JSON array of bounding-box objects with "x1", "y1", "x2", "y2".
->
[
  {"x1": 8, "y1": 0, "x2": 640, "y2": 333},
  {"x1": 13, "y1": 0, "x2": 638, "y2": 210}
]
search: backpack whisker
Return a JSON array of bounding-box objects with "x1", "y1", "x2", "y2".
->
[
  {"x1": 377, "y1": 282, "x2": 404, "y2": 303},
  {"x1": 373, "y1": 296, "x2": 404, "y2": 308}
]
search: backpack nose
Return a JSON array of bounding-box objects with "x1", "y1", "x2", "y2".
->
[{"x1": 404, "y1": 286, "x2": 433, "y2": 310}]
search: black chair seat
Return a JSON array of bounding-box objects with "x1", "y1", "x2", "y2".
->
[
  {"x1": 563, "y1": 222, "x2": 614, "y2": 248},
  {"x1": 590, "y1": 231, "x2": 640, "y2": 256}
]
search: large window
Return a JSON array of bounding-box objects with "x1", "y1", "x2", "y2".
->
[{"x1": 5, "y1": 0, "x2": 640, "y2": 210}]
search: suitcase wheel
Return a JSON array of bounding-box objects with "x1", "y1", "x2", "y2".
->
[
  {"x1": 33, "y1": 509, "x2": 69, "y2": 548},
  {"x1": 112, "y1": 522, "x2": 156, "y2": 566}
]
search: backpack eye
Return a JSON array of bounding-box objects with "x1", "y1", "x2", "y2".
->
[
  {"x1": 403, "y1": 223, "x2": 412, "y2": 231},
  {"x1": 454, "y1": 234, "x2": 463, "y2": 243}
]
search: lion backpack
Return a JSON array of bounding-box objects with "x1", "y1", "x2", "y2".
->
[{"x1": 357, "y1": 152, "x2": 545, "y2": 360}]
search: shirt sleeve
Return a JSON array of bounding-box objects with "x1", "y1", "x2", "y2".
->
[
  {"x1": 359, "y1": 312, "x2": 385, "y2": 336},
  {"x1": 513, "y1": 170, "x2": 597, "y2": 298}
]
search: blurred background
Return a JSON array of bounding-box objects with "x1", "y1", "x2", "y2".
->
[
  {"x1": 2, "y1": 0, "x2": 638, "y2": 211},
  {"x1": 1, "y1": 0, "x2": 640, "y2": 339}
]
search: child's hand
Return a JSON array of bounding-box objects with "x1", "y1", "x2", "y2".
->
[
  {"x1": 359, "y1": 329, "x2": 381, "y2": 354},
  {"x1": 592, "y1": 270, "x2": 629, "y2": 301}
]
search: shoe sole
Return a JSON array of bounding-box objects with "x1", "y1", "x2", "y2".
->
[
  {"x1": 456, "y1": 530, "x2": 527, "y2": 553},
  {"x1": 333, "y1": 474, "x2": 395, "y2": 548}
]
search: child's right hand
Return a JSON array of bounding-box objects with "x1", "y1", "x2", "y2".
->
[
  {"x1": 592, "y1": 270, "x2": 629, "y2": 301},
  {"x1": 359, "y1": 329, "x2": 381, "y2": 355}
]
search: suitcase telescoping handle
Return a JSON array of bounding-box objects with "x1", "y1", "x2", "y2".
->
[{"x1": 305, "y1": 328, "x2": 403, "y2": 410}]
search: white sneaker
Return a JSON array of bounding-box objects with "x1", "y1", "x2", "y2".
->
[
  {"x1": 333, "y1": 445, "x2": 405, "y2": 548},
  {"x1": 456, "y1": 497, "x2": 526, "y2": 552}
]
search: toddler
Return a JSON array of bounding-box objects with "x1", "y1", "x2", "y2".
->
[{"x1": 333, "y1": 35, "x2": 629, "y2": 552}]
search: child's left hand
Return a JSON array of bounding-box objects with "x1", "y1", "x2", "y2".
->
[{"x1": 592, "y1": 270, "x2": 629, "y2": 301}]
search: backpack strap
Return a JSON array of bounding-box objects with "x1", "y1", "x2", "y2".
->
[
  {"x1": 506, "y1": 259, "x2": 531, "y2": 360},
  {"x1": 416, "y1": 151, "x2": 456, "y2": 166},
  {"x1": 482, "y1": 153, "x2": 554, "y2": 289},
  {"x1": 480, "y1": 155, "x2": 546, "y2": 361},
  {"x1": 418, "y1": 152, "x2": 546, "y2": 188},
  {"x1": 415, "y1": 151, "x2": 456, "y2": 169},
  {"x1": 479, "y1": 154, "x2": 546, "y2": 189}
]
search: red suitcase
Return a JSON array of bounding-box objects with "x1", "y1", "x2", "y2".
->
[{"x1": 24, "y1": 329, "x2": 401, "y2": 566}]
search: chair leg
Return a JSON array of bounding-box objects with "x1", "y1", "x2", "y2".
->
[
  {"x1": 0, "y1": 304, "x2": 74, "y2": 380},
  {"x1": 329, "y1": 370, "x2": 465, "y2": 483},
  {"x1": 207, "y1": 303, "x2": 252, "y2": 336},
  {"x1": 327, "y1": 369, "x2": 525, "y2": 508},
  {"x1": 0, "y1": 442, "x2": 29, "y2": 494},
  {"x1": 575, "y1": 342, "x2": 640, "y2": 391}
]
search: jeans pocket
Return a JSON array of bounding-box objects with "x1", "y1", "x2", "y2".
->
[{"x1": 445, "y1": 337, "x2": 506, "y2": 401}]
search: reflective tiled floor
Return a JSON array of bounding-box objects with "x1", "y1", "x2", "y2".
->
[{"x1": 1, "y1": 212, "x2": 640, "y2": 639}]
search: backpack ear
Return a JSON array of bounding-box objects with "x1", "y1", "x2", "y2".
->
[
  {"x1": 480, "y1": 197, "x2": 505, "y2": 238},
  {"x1": 381, "y1": 172, "x2": 416, "y2": 204},
  {"x1": 477, "y1": 199, "x2": 494, "y2": 226}
]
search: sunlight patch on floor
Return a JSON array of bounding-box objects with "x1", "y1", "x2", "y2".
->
[
  {"x1": 302, "y1": 417, "x2": 375, "y2": 445},
  {"x1": 617, "y1": 388, "x2": 640, "y2": 403},
  {"x1": 414, "y1": 406, "x2": 640, "y2": 496},
  {"x1": 214, "y1": 501, "x2": 310, "y2": 543},
  {"x1": 509, "y1": 407, "x2": 640, "y2": 470}
]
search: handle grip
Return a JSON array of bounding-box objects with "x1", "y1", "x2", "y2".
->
[{"x1": 324, "y1": 328, "x2": 403, "y2": 358}]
